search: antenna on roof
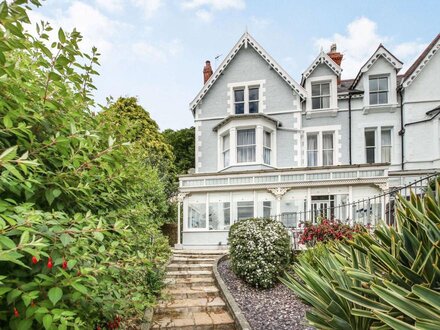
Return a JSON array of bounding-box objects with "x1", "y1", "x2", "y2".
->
[{"x1": 214, "y1": 54, "x2": 222, "y2": 69}]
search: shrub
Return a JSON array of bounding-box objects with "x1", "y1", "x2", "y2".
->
[
  {"x1": 0, "y1": 2, "x2": 171, "y2": 329},
  {"x1": 229, "y1": 218, "x2": 291, "y2": 288},
  {"x1": 282, "y1": 187, "x2": 440, "y2": 329},
  {"x1": 299, "y1": 219, "x2": 364, "y2": 246}
]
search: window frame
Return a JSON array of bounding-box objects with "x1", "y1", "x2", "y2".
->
[
  {"x1": 236, "y1": 128, "x2": 256, "y2": 164},
  {"x1": 237, "y1": 201, "x2": 254, "y2": 221},
  {"x1": 311, "y1": 82, "x2": 331, "y2": 110},
  {"x1": 222, "y1": 133, "x2": 230, "y2": 168},
  {"x1": 364, "y1": 127, "x2": 393, "y2": 163},
  {"x1": 307, "y1": 133, "x2": 319, "y2": 167},
  {"x1": 369, "y1": 76, "x2": 389, "y2": 106},
  {"x1": 263, "y1": 130, "x2": 271, "y2": 165},
  {"x1": 233, "y1": 85, "x2": 261, "y2": 114}
]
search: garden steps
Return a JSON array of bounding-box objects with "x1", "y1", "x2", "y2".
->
[
  {"x1": 167, "y1": 263, "x2": 214, "y2": 271},
  {"x1": 152, "y1": 250, "x2": 235, "y2": 329}
]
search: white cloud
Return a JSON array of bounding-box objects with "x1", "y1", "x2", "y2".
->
[
  {"x1": 314, "y1": 17, "x2": 427, "y2": 78},
  {"x1": 95, "y1": 0, "x2": 124, "y2": 13},
  {"x1": 182, "y1": 0, "x2": 245, "y2": 22},
  {"x1": 28, "y1": 1, "x2": 129, "y2": 56},
  {"x1": 132, "y1": 0, "x2": 164, "y2": 19},
  {"x1": 132, "y1": 39, "x2": 183, "y2": 62}
]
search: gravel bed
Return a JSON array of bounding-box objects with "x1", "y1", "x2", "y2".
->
[{"x1": 218, "y1": 259, "x2": 314, "y2": 330}]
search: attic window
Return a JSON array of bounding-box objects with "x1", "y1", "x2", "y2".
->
[{"x1": 311, "y1": 82, "x2": 330, "y2": 109}]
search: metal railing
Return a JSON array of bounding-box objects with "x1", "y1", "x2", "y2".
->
[{"x1": 273, "y1": 172, "x2": 439, "y2": 249}]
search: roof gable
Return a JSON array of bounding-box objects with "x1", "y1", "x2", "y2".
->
[
  {"x1": 402, "y1": 33, "x2": 440, "y2": 88},
  {"x1": 350, "y1": 44, "x2": 403, "y2": 89},
  {"x1": 189, "y1": 32, "x2": 306, "y2": 112},
  {"x1": 301, "y1": 51, "x2": 341, "y2": 85}
]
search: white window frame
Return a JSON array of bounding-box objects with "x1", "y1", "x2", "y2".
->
[
  {"x1": 237, "y1": 128, "x2": 256, "y2": 164},
  {"x1": 236, "y1": 201, "x2": 255, "y2": 220},
  {"x1": 369, "y1": 75, "x2": 389, "y2": 106},
  {"x1": 222, "y1": 133, "x2": 230, "y2": 168},
  {"x1": 311, "y1": 82, "x2": 331, "y2": 110},
  {"x1": 263, "y1": 131, "x2": 271, "y2": 165},
  {"x1": 364, "y1": 127, "x2": 393, "y2": 163},
  {"x1": 305, "y1": 76, "x2": 338, "y2": 113},
  {"x1": 228, "y1": 80, "x2": 265, "y2": 114},
  {"x1": 306, "y1": 130, "x2": 336, "y2": 167}
]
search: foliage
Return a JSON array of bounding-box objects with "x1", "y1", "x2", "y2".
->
[
  {"x1": 99, "y1": 97, "x2": 176, "y2": 197},
  {"x1": 229, "y1": 218, "x2": 291, "y2": 288},
  {"x1": 162, "y1": 127, "x2": 195, "y2": 175},
  {"x1": 297, "y1": 242, "x2": 333, "y2": 269},
  {"x1": 299, "y1": 219, "x2": 365, "y2": 246},
  {"x1": 281, "y1": 187, "x2": 440, "y2": 329},
  {"x1": 0, "y1": 1, "x2": 171, "y2": 329}
]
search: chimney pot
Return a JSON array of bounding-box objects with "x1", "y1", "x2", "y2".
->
[
  {"x1": 203, "y1": 60, "x2": 213, "y2": 84},
  {"x1": 327, "y1": 43, "x2": 343, "y2": 84}
]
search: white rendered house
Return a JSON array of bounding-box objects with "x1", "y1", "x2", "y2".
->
[{"x1": 176, "y1": 32, "x2": 440, "y2": 249}]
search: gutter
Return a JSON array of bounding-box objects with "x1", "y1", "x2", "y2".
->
[{"x1": 348, "y1": 92, "x2": 352, "y2": 165}]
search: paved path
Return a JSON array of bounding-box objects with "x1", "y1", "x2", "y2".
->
[{"x1": 152, "y1": 250, "x2": 235, "y2": 329}]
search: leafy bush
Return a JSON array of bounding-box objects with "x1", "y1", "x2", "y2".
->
[
  {"x1": 0, "y1": 1, "x2": 171, "y2": 329},
  {"x1": 299, "y1": 219, "x2": 364, "y2": 246},
  {"x1": 282, "y1": 187, "x2": 440, "y2": 329},
  {"x1": 229, "y1": 218, "x2": 290, "y2": 288}
]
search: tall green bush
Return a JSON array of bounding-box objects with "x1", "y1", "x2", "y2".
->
[
  {"x1": 0, "y1": 1, "x2": 171, "y2": 329},
  {"x1": 282, "y1": 187, "x2": 440, "y2": 329},
  {"x1": 229, "y1": 218, "x2": 291, "y2": 288}
]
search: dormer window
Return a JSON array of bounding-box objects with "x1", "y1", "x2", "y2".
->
[
  {"x1": 234, "y1": 86, "x2": 260, "y2": 114},
  {"x1": 311, "y1": 82, "x2": 330, "y2": 109},
  {"x1": 369, "y1": 76, "x2": 388, "y2": 105}
]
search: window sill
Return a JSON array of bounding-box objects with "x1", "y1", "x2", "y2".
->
[
  {"x1": 363, "y1": 104, "x2": 398, "y2": 114},
  {"x1": 305, "y1": 108, "x2": 338, "y2": 119},
  {"x1": 219, "y1": 163, "x2": 276, "y2": 172}
]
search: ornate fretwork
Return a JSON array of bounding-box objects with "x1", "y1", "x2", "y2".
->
[
  {"x1": 268, "y1": 187, "x2": 290, "y2": 200},
  {"x1": 374, "y1": 183, "x2": 389, "y2": 192},
  {"x1": 177, "y1": 192, "x2": 189, "y2": 202}
]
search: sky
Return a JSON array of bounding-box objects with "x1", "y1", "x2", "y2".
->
[{"x1": 28, "y1": 0, "x2": 440, "y2": 130}]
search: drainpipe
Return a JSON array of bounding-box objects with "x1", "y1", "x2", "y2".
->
[
  {"x1": 398, "y1": 89, "x2": 405, "y2": 171},
  {"x1": 348, "y1": 93, "x2": 352, "y2": 165}
]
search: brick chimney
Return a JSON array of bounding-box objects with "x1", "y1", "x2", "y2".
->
[
  {"x1": 203, "y1": 60, "x2": 213, "y2": 84},
  {"x1": 327, "y1": 43, "x2": 343, "y2": 84}
]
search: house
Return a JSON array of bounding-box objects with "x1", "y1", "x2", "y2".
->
[{"x1": 176, "y1": 32, "x2": 440, "y2": 249}]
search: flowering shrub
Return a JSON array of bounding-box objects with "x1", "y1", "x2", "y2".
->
[
  {"x1": 229, "y1": 218, "x2": 291, "y2": 289},
  {"x1": 299, "y1": 219, "x2": 364, "y2": 246}
]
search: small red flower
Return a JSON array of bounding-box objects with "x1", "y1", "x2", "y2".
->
[
  {"x1": 32, "y1": 256, "x2": 38, "y2": 264},
  {"x1": 47, "y1": 257, "x2": 53, "y2": 269},
  {"x1": 62, "y1": 259, "x2": 68, "y2": 270},
  {"x1": 14, "y1": 307, "x2": 19, "y2": 317}
]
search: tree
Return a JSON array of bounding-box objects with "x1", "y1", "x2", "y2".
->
[{"x1": 163, "y1": 127, "x2": 195, "y2": 175}]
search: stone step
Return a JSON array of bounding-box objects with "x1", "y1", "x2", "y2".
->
[
  {"x1": 172, "y1": 257, "x2": 216, "y2": 264},
  {"x1": 166, "y1": 270, "x2": 212, "y2": 278},
  {"x1": 151, "y1": 311, "x2": 235, "y2": 330},
  {"x1": 164, "y1": 277, "x2": 215, "y2": 289},
  {"x1": 172, "y1": 250, "x2": 227, "y2": 256},
  {"x1": 163, "y1": 286, "x2": 219, "y2": 299},
  {"x1": 155, "y1": 297, "x2": 227, "y2": 315},
  {"x1": 172, "y1": 254, "x2": 224, "y2": 260},
  {"x1": 167, "y1": 263, "x2": 213, "y2": 271}
]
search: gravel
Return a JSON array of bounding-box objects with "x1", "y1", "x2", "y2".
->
[{"x1": 217, "y1": 259, "x2": 314, "y2": 330}]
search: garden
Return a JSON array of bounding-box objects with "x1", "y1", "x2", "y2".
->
[{"x1": 219, "y1": 188, "x2": 440, "y2": 329}]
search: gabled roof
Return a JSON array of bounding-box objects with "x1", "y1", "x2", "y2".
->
[
  {"x1": 301, "y1": 51, "x2": 342, "y2": 85},
  {"x1": 350, "y1": 44, "x2": 403, "y2": 89},
  {"x1": 189, "y1": 32, "x2": 306, "y2": 112},
  {"x1": 402, "y1": 33, "x2": 440, "y2": 88}
]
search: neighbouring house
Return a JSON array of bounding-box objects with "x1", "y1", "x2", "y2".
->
[{"x1": 176, "y1": 32, "x2": 440, "y2": 249}]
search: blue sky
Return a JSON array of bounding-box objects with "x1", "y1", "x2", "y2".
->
[{"x1": 29, "y1": 0, "x2": 439, "y2": 130}]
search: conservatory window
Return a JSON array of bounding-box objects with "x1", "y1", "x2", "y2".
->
[
  {"x1": 237, "y1": 201, "x2": 254, "y2": 220},
  {"x1": 208, "y1": 202, "x2": 231, "y2": 230},
  {"x1": 237, "y1": 129, "x2": 256, "y2": 163},
  {"x1": 188, "y1": 203, "x2": 206, "y2": 229},
  {"x1": 263, "y1": 201, "x2": 272, "y2": 218}
]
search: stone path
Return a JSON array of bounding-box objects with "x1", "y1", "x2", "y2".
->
[{"x1": 152, "y1": 250, "x2": 235, "y2": 330}]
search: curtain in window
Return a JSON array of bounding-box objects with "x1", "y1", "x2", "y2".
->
[
  {"x1": 322, "y1": 133, "x2": 334, "y2": 166},
  {"x1": 237, "y1": 129, "x2": 256, "y2": 162},
  {"x1": 263, "y1": 131, "x2": 271, "y2": 164},
  {"x1": 381, "y1": 129, "x2": 391, "y2": 163},
  {"x1": 223, "y1": 134, "x2": 230, "y2": 167},
  {"x1": 237, "y1": 201, "x2": 254, "y2": 220},
  {"x1": 307, "y1": 134, "x2": 318, "y2": 166}
]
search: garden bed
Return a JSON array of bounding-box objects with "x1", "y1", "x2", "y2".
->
[{"x1": 217, "y1": 259, "x2": 313, "y2": 330}]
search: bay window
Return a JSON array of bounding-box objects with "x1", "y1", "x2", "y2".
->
[
  {"x1": 263, "y1": 131, "x2": 271, "y2": 164},
  {"x1": 222, "y1": 134, "x2": 230, "y2": 167},
  {"x1": 237, "y1": 129, "x2": 256, "y2": 163}
]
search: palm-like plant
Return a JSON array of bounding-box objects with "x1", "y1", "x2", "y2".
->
[{"x1": 281, "y1": 184, "x2": 440, "y2": 329}]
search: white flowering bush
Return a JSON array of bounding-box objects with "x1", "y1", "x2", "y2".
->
[{"x1": 229, "y1": 218, "x2": 291, "y2": 288}]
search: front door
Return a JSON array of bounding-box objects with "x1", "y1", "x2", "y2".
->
[{"x1": 311, "y1": 195, "x2": 335, "y2": 222}]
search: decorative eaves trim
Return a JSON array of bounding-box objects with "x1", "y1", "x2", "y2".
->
[
  {"x1": 350, "y1": 45, "x2": 403, "y2": 89},
  {"x1": 301, "y1": 51, "x2": 342, "y2": 84},
  {"x1": 402, "y1": 38, "x2": 440, "y2": 88},
  {"x1": 212, "y1": 113, "x2": 279, "y2": 132},
  {"x1": 189, "y1": 32, "x2": 307, "y2": 113}
]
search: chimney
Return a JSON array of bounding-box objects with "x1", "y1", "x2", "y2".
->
[
  {"x1": 203, "y1": 60, "x2": 213, "y2": 84},
  {"x1": 327, "y1": 43, "x2": 343, "y2": 84}
]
